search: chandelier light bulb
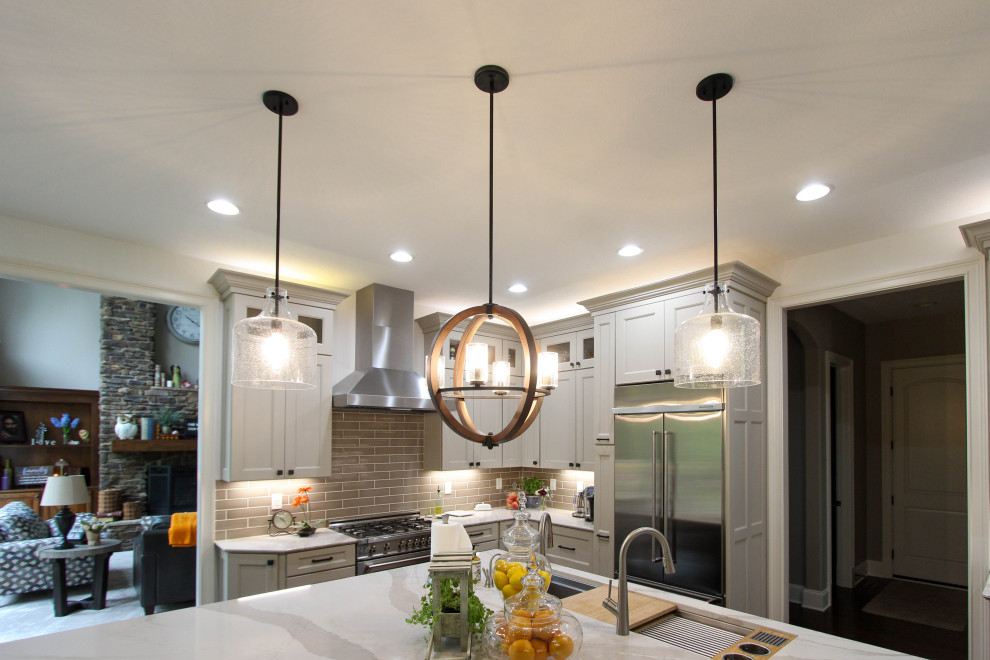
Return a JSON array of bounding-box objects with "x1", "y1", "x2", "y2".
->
[
  {"x1": 262, "y1": 330, "x2": 290, "y2": 370},
  {"x1": 698, "y1": 326, "x2": 730, "y2": 369},
  {"x1": 464, "y1": 343, "x2": 489, "y2": 385},
  {"x1": 538, "y1": 352, "x2": 559, "y2": 389},
  {"x1": 492, "y1": 361, "x2": 511, "y2": 395}
]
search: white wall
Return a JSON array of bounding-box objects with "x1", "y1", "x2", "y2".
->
[{"x1": 0, "y1": 277, "x2": 101, "y2": 389}]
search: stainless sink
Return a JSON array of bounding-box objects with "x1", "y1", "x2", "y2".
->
[
  {"x1": 546, "y1": 574, "x2": 597, "y2": 599},
  {"x1": 634, "y1": 609, "x2": 751, "y2": 657}
]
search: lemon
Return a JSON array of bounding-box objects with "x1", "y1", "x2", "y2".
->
[
  {"x1": 494, "y1": 570, "x2": 509, "y2": 590},
  {"x1": 537, "y1": 570, "x2": 551, "y2": 589},
  {"x1": 495, "y1": 559, "x2": 510, "y2": 573},
  {"x1": 507, "y1": 562, "x2": 525, "y2": 574},
  {"x1": 502, "y1": 583, "x2": 521, "y2": 599},
  {"x1": 509, "y1": 571, "x2": 525, "y2": 591}
]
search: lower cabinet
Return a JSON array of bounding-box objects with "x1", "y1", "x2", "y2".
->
[
  {"x1": 544, "y1": 526, "x2": 594, "y2": 572},
  {"x1": 220, "y1": 544, "x2": 356, "y2": 600},
  {"x1": 464, "y1": 522, "x2": 500, "y2": 552}
]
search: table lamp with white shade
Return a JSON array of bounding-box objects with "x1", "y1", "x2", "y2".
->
[{"x1": 41, "y1": 475, "x2": 89, "y2": 549}]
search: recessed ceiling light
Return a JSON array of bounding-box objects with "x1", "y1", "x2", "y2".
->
[
  {"x1": 508, "y1": 283, "x2": 528, "y2": 293},
  {"x1": 796, "y1": 183, "x2": 832, "y2": 202},
  {"x1": 618, "y1": 244, "x2": 644, "y2": 257},
  {"x1": 207, "y1": 199, "x2": 240, "y2": 215},
  {"x1": 389, "y1": 250, "x2": 413, "y2": 263}
]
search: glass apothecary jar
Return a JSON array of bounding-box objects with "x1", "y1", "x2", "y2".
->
[
  {"x1": 483, "y1": 564, "x2": 583, "y2": 659},
  {"x1": 489, "y1": 511, "x2": 551, "y2": 600}
]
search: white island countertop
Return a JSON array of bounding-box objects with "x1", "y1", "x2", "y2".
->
[
  {"x1": 439, "y1": 506, "x2": 595, "y2": 532},
  {"x1": 0, "y1": 549, "x2": 918, "y2": 659}
]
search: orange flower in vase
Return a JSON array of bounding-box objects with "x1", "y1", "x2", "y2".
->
[{"x1": 292, "y1": 486, "x2": 314, "y2": 536}]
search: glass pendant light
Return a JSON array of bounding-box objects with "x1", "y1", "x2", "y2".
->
[
  {"x1": 231, "y1": 91, "x2": 317, "y2": 390},
  {"x1": 674, "y1": 74, "x2": 761, "y2": 389}
]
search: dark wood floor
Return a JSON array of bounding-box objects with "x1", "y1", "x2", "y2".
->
[{"x1": 788, "y1": 577, "x2": 967, "y2": 660}]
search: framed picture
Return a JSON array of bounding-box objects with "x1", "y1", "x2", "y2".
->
[{"x1": 0, "y1": 411, "x2": 27, "y2": 444}]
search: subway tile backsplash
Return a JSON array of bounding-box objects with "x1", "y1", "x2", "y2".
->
[{"x1": 214, "y1": 410, "x2": 594, "y2": 540}]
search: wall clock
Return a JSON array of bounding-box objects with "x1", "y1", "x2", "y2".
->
[{"x1": 167, "y1": 306, "x2": 200, "y2": 344}]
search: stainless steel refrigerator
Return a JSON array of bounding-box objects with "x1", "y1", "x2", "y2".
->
[{"x1": 612, "y1": 382, "x2": 725, "y2": 603}]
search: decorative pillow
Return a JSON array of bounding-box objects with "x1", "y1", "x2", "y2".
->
[
  {"x1": 141, "y1": 515, "x2": 172, "y2": 531},
  {"x1": 0, "y1": 501, "x2": 50, "y2": 541}
]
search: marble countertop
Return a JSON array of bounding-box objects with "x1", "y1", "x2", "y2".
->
[
  {"x1": 215, "y1": 528, "x2": 355, "y2": 554},
  {"x1": 0, "y1": 549, "x2": 917, "y2": 659},
  {"x1": 215, "y1": 508, "x2": 592, "y2": 554}
]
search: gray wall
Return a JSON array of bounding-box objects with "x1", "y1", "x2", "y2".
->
[
  {"x1": 153, "y1": 303, "x2": 200, "y2": 384},
  {"x1": 787, "y1": 305, "x2": 867, "y2": 593},
  {"x1": 0, "y1": 278, "x2": 100, "y2": 389}
]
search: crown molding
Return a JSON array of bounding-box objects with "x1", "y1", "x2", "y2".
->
[
  {"x1": 209, "y1": 269, "x2": 349, "y2": 309},
  {"x1": 960, "y1": 219, "x2": 990, "y2": 256},
  {"x1": 578, "y1": 261, "x2": 780, "y2": 313},
  {"x1": 531, "y1": 313, "x2": 593, "y2": 337}
]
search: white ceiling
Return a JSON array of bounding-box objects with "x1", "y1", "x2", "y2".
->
[{"x1": 2, "y1": 1, "x2": 989, "y2": 323}]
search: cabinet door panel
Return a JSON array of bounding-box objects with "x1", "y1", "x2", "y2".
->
[
  {"x1": 503, "y1": 338, "x2": 524, "y2": 378},
  {"x1": 472, "y1": 397, "x2": 503, "y2": 469},
  {"x1": 540, "y1": 371, "x2": 576, "y2": 469},
  {"x1": 230, "y1": 385, "x2": 283, "y2": 481},
  {"x1": 292, "y1": 303, "x2": 334, "y2": 356},
  {"x1": 615, "y1": 302, "x2": 664, "y2": 384},
  {"x1": 501, "y1": 375, "x2": 541, "y2": 468},
  {"x1": 576, "y1": 368, "x2": 595, "y2": 468},
  {"x1": 575, "y1": 328, "x2": 596, "y2": 370},
  {"x1": 542, "y1": 332, "x2": 577, "y2": 372},
  {"x1": 663, "y1": 291, "x2": 707, "y2": 374},
  {"x1": 593, "y1": 313, "x2": 616, "y2": 444},
  {"x1": 442, "y1": 398, "x2": 475, "y2": 471},
  {"x1": 284, "y1": 354, "x2": 332, "y2": 478}
]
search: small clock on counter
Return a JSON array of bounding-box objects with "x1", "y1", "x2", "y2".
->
[
  {"x1": 268, "y1": 510, "x2": 295, "y2": 536},
  {"x1": 167, "y1": 306, "x2": 201, "y2": 344}
]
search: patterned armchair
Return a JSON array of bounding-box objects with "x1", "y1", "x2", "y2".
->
[{"x1": 0, "y1": 501, "x2": 95, "y2": 599}]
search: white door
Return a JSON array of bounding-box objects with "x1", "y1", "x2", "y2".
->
[
  {"x1": 575, "y1": 368, "x2": 595, "y2": 469},
  {"x1": 615, "y1": 302, "x2": 664, "y2": 384},
  {"x1": 472, "y1": 397, "x2": 504, "y2": 469},
  {"x1": 284, "y1": 354, "x2": 332, "y2": 478},
  {"x1": 891, "y1": 359, "x2": 967, "y2": 585}
]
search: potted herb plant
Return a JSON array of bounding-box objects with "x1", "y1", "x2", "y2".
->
[
  {"x1": 406, "y1": 576, "x2": 492, "y2": 641},
  {"x1": 80, "y1": 519, "x2": 107, "y2": 545},
  {"x1": 521, "y1": 476, "x2": 545, "y2": 510}
]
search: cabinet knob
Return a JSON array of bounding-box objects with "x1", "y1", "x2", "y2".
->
[
  {"x1": 287, "y1": 469, "x2": 294, "y2": 476},
  {"x1": 266, "y1": 559, "x2": 274, "y2": 566},
  {"x1": 576, "y1": 361, "x2": 581, "y2": 367},
  {"x1": 575, "y1": 463, "x2": 581, "y2": 469},
  {"x1": 532, "y1": 461, "x2": 538, "y2": 466},
  {"x1": 568, "y1": 462, "x2": 574, "y2": 467},
  {"x1": 665, "y1": 369, "x2": 671, "y2": 375},
  {"x1": 570, "y1": 362, "x2": 575, "y2": 367},
  {"x1": 276, "y1": 469, "x2": 283, "y2": 476}
]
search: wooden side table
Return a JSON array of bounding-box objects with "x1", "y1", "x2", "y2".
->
[{"x1": 38, "y1": 538, "x2": 121, "y2": 616}]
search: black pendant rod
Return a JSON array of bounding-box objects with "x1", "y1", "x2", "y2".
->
[
  {"x1": 275, "y1": 107, "x2": 284, "y2": 313},
  {"x1": 488, "y1": 80, "x2": 494, "y2": 309},
  {"x1": 711, "y1": 93, "x2": 718, "y2": 294}
]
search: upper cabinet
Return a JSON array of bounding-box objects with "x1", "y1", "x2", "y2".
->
[
  {"x1": 614, "y1": 291, "x2": 707, "y2": 385},
  {"x1": 210, "y1": 270, "x2": 347, "y2": 482},
  {"x1": 541, "y1": 328, "x2": 596, "y2": 372}
]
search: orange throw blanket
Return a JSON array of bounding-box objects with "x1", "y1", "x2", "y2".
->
[{"x1": 168, "y1": 512, "x2": 197, "y2": 548}]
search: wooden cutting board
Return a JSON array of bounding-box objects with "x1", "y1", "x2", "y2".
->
[{"x1": 562, "y1": 585, "x2": 677, "y2": 629}]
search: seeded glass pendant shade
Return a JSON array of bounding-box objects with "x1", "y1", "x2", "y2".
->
[
  {"x1": 231, "y1": 91, "x2": 317, "y2": 390},
  {"x1": 674, "y1": 73, "x2": 761, "y2": 389}
]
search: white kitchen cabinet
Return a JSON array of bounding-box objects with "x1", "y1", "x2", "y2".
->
[
  {"x1": 221, "y1": 552, "x2": 282, "y2": 600},
  {"x1": 592, "y1": 312, "x2": 616, "y2": 445},
  {"x1": 614, "y1": 292, "x2": 706, "y2": 384},
  {"x1": 502, "y1": 375, "x2": 541, "y2": 469},
  {"x1": 544, "y1": 526, "x2": 594, "y2": 572},
  {"x1": 538, "y1": 367, "x2": 594, "y2": 470},
  {"x1": 210, "y1": 269, "x2": 346, "y2": 482},
  {"x1": 541, "y1": 328, "x2": 595, "y2": 372},
  {"x1": 424, "y1": 398, "x2": 503, "y2": 471},
  {"x1": 592, "y1": 443, "x2": 615, "y2": 578}
]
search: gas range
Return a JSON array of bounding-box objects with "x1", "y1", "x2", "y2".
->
[{"x1": 327, "y1": 511, "x2": 433, "y2": 573}]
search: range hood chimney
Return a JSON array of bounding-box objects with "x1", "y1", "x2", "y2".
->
[{"x1": 332, "y1": 283, "x2": 434, "y2": 410}]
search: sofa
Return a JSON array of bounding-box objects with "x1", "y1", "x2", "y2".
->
[
  {"x1": 0, "y1": 501, "x2": 96, "y2": 599},
  {"x1": 132, "y1": 515, "x2": 195, "y2": 615}
]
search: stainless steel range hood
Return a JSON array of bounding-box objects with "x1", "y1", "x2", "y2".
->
[{"x1": 332, "y1": 283, "x2": 434, "y2": 410}]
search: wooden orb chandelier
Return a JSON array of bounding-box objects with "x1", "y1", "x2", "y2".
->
[{"x1": 426, "y1": 65, "x2": 556, "y2": 447}]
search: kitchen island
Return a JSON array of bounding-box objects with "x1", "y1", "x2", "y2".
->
[{"x1": 0, "y1": 549, "x2": 918, "y2": 659}]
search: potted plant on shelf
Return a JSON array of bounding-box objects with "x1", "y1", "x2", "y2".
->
[
  {"x1": 406, "y1": 575, "x2": 492, "y2": 642},
  {"x1": 152, "y1": 408, "x2": 183, "y2": 437},
  {"x1": 521, "y1": 476, "x2": 546, "y2": 510},
  {"x1": 80, "y1": 519, "x2": 107, "y2": 546}
]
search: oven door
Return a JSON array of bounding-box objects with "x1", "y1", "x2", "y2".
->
[{"x1": 356, "y1": 549, "x2": 430, "y2": 575}]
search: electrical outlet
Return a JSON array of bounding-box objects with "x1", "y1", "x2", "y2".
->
[
  {"x1": 576, "y1": 481, "x2": 584, "y2": 492},
  {"x1": 550, "y1": 479, "x2": 557, "y2": 490},
  {"x1": 444, "y1": 481, "x2": 452, "y2": 495},
  {"x1": 271, "y1": 493, "x2": 282, "y2": 509},
  {"x1": 495, "y1": 477, "x2": 503, "y2": 490}
]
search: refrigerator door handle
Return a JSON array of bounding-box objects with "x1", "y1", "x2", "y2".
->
[
  {"x1": 653, "y1": 430, "x2": 675, "y2": 564},
  {"x1": 651, "y1": 430, "x2": 659, "y2": 538}
]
